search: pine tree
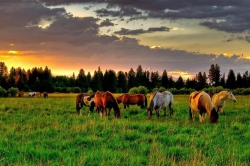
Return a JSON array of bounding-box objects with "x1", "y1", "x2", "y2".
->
[
  {"x1": 161, "y1": 70, "x2": 168, "y2": 89},
  {"x1": 226, "y1": 69, "x2": 236, "y2": 89}
]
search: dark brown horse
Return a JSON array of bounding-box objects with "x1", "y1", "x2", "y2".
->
[
  {"x1": 76, "y1": 93, "x2": 95, "y2": 115},
  {"x1": 18, "y1": 91, "x2": 24, "y2": 97},
  {"x1": 117, "y1": 93, "x2": 147, "y2": 109},
  {"x1": 94, "y1": 91, "x2": 120, "y2": 118},
  {"x1": 43, "y1": 92, "x2": 48, "y2": 98}
]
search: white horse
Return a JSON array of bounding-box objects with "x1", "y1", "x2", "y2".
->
[
  {"x1": 212, "y1": 90, "x2": 236, "y2": 113},
  {"x1": 147, "y1": 91, "x2": 174, "y2": 119},
  {"x1": 189, "y1": 91, "x2": 218, "y2": 123}
]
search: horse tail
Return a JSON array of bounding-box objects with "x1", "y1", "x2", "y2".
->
[{"x1": 144, "y1": 94, "x2": 148, "y2": 108}]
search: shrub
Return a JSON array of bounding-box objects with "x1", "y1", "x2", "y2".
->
[
  {"x1": 8, "y1": 87, "x2": 19, "y2": 97},
  {"x1": 138, "y1": 86, "x2": 149, "y2": 94},
  {"x1": 0, "y1": 86, "x2": 7, "y2": 97},
  {"x1": 128, "y1": 87, "x2": 139, "y2": 94},
  {"x1": 87, "y1": 89, "x2": 93, "y2": 94},
  {"x1": 72, "y1": 87, "x2": 81, "y2": 93}
]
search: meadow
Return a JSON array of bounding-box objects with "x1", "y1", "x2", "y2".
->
[{"x1": 0, "y1": 93, "x2": 249, "y2": 166}]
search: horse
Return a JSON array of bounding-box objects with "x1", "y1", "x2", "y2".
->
[
  {"x1": 116, "y1": 94, "x2": 126, "y2": 104},
  {"x1": 212, "y1": 90, "x2": 236, "y2": 113},
  {"x1": 117, "y1": 93, "x2": 147, "y2": 109},
  {"x1": 28, "y1": 92, "x2": 41, "y2": 97},
  {"x1": 76, "y1": 93, "x2": 95, "y2": 115},
  {"x1": 147, "y1": 91, "x2": 174, "y2": 119},
  {"x1": 18, "y1": 91, "x2": 24, "y2": 97},
  {"x1": 43, "y1": 92, "x2": 48, "y2": 98},
  {"x1": 94, "y1": 91, "x2": 121, "y2": 118},
  {"x1": 189, "y1": 91, "x2": 218, "y2": 123},
  {"x1": 28, "y1": 92, "x2": 36, "y2": 97}
]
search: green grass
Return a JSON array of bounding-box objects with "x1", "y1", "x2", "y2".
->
[{"x1": 0, "y1": 94, "x2": 249, "y2": 165}]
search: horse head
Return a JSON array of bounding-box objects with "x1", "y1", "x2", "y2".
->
[
  {"x1": 229, "y1": 91, "x2": 237, "y2": 102},
  {"x1": 210, "y1": 107, "x2": 218, "y2": 123}
]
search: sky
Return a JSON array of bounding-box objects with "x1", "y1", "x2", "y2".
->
[{"x1": 1, "y1": 0, "x2": 250, "y2": 80}]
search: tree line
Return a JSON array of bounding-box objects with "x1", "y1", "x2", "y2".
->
[{"x1": 1, "y1": 62, "x2": 250, "y2": 94}]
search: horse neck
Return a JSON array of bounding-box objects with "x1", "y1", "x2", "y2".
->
[{"x1": 218, "y1": 92, "x2": 229, "y2": 101}]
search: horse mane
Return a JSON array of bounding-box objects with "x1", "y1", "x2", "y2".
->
[
  {"x1": 149, "y1": 91, "x2": 158, "y2": 108},
  {"x1": 107, "y1": 91, "x2": 120, "y2": 108}
]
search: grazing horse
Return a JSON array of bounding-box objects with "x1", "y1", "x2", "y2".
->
[
  {"x1": 18, "y1": 91, "x2": 24, "y2": 97},
  {"x1": 28, "y1": 92, "x2": 41, "y2": 97},
  {"x1": 212, "y1": 90, "x2": 236, "y2": 113},
  {"x1": 76, "y1": 93, "x2": 95, "y2": 115},
  {"x1": 116, "y1": 94, "x2": 126, "y2": 104},
  {"x1": 147, "y1": 91, "x2": 174, "y2": 119},
  {"x1": 189, "y1": 91, "x2": 218, "y2": 123},
  {"x1": 117, "y1": 93, "x2": 147, "y2": 109},
  {"x1": 43, "y1": 92, "x2": 48, "y2": 98},
  {"x1": 28, "y1": 92, "x2": 36, "y2": 97},
  {"x1": 94, "y1": 91, "x2": 121, "y2": 118}
]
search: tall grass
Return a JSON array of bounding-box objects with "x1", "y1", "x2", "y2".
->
[{"x1": 0, "y1": 94, "x2": 249, "y2": 165}]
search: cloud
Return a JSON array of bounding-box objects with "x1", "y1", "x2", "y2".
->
[
  {"x1": 114, "y1": 26, "x2": 171, "y2": 35},
  {"x1": 39, "y1": 0, "x2": 250, "y2": 35},
  {"x1": 99, "y1": 19, "x2": 114, "y2": 27},
  {"x1": 95, "y1": 6, "x2": 142, "y2": 18}
]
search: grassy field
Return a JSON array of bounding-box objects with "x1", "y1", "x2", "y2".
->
[{"x1": 0, "y1": 93, "x2": 249, "y2": 165}]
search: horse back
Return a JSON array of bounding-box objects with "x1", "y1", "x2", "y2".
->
[{"x1": 94, "y1": 91, "x2": 104, "y2": 107}]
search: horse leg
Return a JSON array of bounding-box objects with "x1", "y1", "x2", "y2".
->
[
  {"x1": 163, "y1": 107, "x2": 166, "y2": 117},
  {"x1": 147, "y1": 109, "x2": 152, "y2": 119},
  {"x1": 123, "y1": 102, "x2": 126, "y2": 109},
  {"x1": 156, "y1": 109, "x2": 160, "y2": 118},
  {"x1": 169, "y1": 103, "x2": 173, "y2": 116},
  {"x1": 189, "y1": 107, "x2": 195, "y2": 121},
  {"x1": 198, "y1": 112, "x2": 203, "y2": 123}
]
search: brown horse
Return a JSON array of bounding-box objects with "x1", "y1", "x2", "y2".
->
[
  {"x1": 18, "y1": 91, "x2": 24, "y2": 97},
  {"x1": 189, "y1": 91, "x2": 218, "y2": 123},
  {"x1": 117, "y1": 93, "x2": 147, "y2": 109},
  {"x1": 76, "y1": 93, "x2": 95, "y2": 115},
  {"x1": 94, "y1": 91, "x2": 121, "y2": 118},
  {"x1": 43, "y1": 92, "x2": 48, "y2": 98}
]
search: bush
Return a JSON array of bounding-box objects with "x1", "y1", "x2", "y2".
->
[
  {"x1": 72, "y1": 87, "x2": 81, "y2": 93},
  {"x1": 8, "y1": 87, "x2": 19, "y2": 97},
  {"x1": 87, "y1": 89, "x2": 93, "y2": 94},
  {"x1": 138, "y1": 86, "x2": 149, "y2": 94},
  {"x1": 128, "y1": 87, "x2": 139, "y2": 94},
  {"x1": 128, "y1": 86, "x2": 149, "y2": 94},
  {"x1": 0, "y1": 86, "x2": 7, "y2": 97}
]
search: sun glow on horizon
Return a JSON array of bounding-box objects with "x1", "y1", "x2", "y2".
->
[{"x1": 8, "y1": 50, "x2": 18, "y2": 54}]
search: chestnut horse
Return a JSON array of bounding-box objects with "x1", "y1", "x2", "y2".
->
[
  {"x1": 117, "y1": 93, "x2": 147, "y2": 109},
  {"x1": 94, "y1": 91, "x2": 121, "y2": 118},
  {"x1": 76, "y1": 93, "x2": 95, "y2": 115},
  {"x1": 189, "y1": 91, "x2": 218, "y2": 123},
  {"x1": 18, "y1": 91, "x2": 24, "y2": 97},
  {"x1": 147, "y1": 91, "x2": 174, "y2": 119}
]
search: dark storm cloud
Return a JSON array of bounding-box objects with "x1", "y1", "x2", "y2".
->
[{"x1": 114, "y1": 26, "x2": 171, "y2": 35}]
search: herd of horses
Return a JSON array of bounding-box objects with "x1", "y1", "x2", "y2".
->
[
  {"x1": 18, "y1": 91, "x2": 48, "y2": 98},
  {"x1": 76, "y1": 90, "x2": 236, "y2": 123}
]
